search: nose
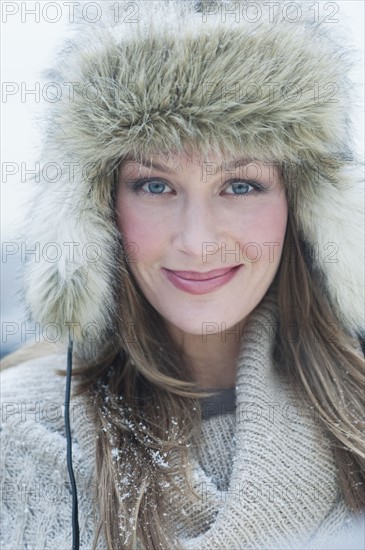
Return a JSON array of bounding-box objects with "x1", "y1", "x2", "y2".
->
[{"x1": 172, "y1": 195, "x2": 223, "y2": 258}]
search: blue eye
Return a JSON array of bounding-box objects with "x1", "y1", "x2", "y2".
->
[
  {"x1": 144, "y1": 181, "x2": 168, "y2": 194},
  {"x1": 224, "y1": 180, "x2": 264, "y2": 196},
  {"x1": 129, "y1": 179, "x2": 172, "y2": 195}
]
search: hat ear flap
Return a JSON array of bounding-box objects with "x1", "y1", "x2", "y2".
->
[
  {"x1": 22, "y1": 164, "x2": 121, "y2": 344},
  {"x1": 295, "y1": 164, "x2": 364, "y2": 336}
]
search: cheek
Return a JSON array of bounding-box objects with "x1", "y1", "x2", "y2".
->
[
  {"x1": 237, "y1": 197, "x2": 288, "y2": 265},
  {"x1": 116, "y1": 191, "x2": 165, "y2": 264}
]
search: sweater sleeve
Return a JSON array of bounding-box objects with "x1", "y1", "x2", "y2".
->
[{"x1": 0, "y1": 355, "x2": 106, "y2": 550}]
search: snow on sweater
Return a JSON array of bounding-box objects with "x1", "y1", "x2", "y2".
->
[{"x1": 0, "y1": 292, "x2": 360, "y2": 549}]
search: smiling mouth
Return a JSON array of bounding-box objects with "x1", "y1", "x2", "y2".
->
[
  {"x1": 164, "y1": 267, "x2": 240, "y2": 281},
  {"x1": 162, "y1": 265, "x2": 242, "y2": 294}
]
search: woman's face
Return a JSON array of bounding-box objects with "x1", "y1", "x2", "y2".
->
[{"x1": 116, "y1": 150, "x2": 288, "y2": 336}]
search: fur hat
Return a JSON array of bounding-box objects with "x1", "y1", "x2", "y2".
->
[{"x1": 21, "y1": 0, "x2": 364, "y2": 349}]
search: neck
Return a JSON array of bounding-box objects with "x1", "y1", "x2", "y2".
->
[{"x1": 166, "y1": 322, "x2": 244, "y2": 389}]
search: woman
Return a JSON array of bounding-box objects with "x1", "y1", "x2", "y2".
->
[{"x1": 1, "y1": 1, "x2": 364, "y2": 549}]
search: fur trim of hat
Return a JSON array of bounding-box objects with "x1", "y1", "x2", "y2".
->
[{"x1": 21, "y1": 0, "x2": 364, "y2": 348}]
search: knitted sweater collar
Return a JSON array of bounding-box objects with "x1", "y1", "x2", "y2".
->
[
  {"x1": 171, "y1": 287, "x2": 343, "y2": 548},
  {"x1": 73, "y1": 286, "x2": 345, "y2": 548}
]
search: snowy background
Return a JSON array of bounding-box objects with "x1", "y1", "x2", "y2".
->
[{"x1": 1, "y1": 0, "x2": 364, "y2": 357}]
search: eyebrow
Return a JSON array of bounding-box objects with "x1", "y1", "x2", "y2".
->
[
  {"x1": 224, "y1": 158, "x2": 255, "y2": 170},
  {"x1": 121, "y1": 157, "x2": 254, "y2": 174},
  {"x1": 126, "y1": 159, "x2": 177, "y2": 174}
]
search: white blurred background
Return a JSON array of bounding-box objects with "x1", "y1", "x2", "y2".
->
[{"x1": 1, "y1": 1, "x2": 364, "y2": 357}]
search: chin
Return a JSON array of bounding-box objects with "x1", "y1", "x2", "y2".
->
[
  {"x1": 163, "y1": 315, "x2": 207, "y2": 336},
  {"x1": 162, "y1": 309, "x2": 243, "y2": 338}
]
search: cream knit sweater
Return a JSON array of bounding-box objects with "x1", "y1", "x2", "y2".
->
[{"x1": 0, "y1": 292, "x2": 360, "y2": 549}]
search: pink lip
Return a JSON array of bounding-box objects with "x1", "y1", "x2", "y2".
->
[{"x1": 162, "y1": 266, "x2": 242, "y2": 294}]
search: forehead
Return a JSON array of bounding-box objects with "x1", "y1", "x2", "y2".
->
[{"x1": 121, "y1": 149, "x2": 282, "y2": 175}]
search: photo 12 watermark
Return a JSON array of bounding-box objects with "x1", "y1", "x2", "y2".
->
[
  {"x1": 201, "y1": 240, "x2": 340, "y2": 264},
  {"x1": 1, "y1": 320, "x2": 138, "y2": 345},
  {"x1": 1, "y1": 1, "x2": 141, "y2": 24},
  {"x1": 199, "y1": 1, "x2": 340, "y2": 24},
  {"x1": 1, "y1": 80, "x2": 143, "y2": 105}
]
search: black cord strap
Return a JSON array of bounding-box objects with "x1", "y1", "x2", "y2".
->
[{"x1": 65, "y1": 331, "x2": 80, "y2": 550}]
